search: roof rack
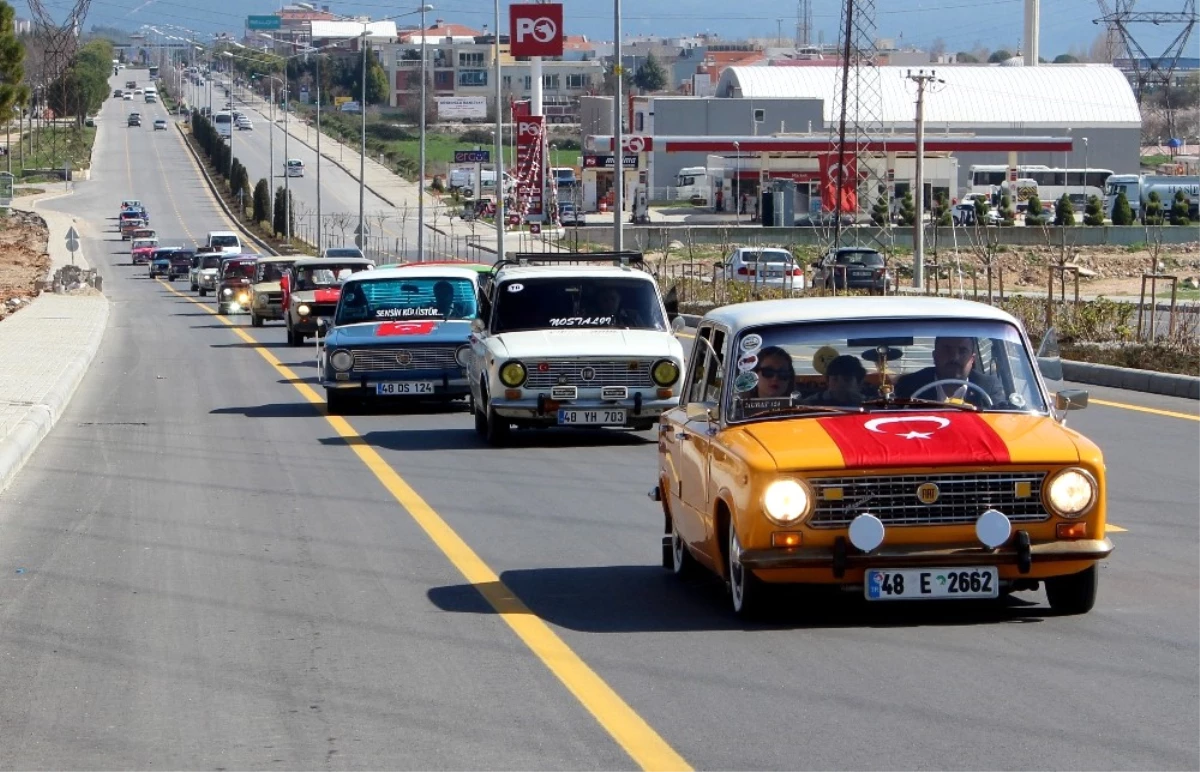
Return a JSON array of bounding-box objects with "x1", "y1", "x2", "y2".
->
[{"x1": 496, "y1": 251, "x2": 645, "y2": 271}]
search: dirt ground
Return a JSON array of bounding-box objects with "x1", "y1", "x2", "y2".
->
[{"x1": 0, "y1": 209, "x2": 51, "y2": 315}]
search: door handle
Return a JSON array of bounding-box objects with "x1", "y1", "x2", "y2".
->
[{"x1": 674, "y1": 431, "x2": 690, "y2": 441}]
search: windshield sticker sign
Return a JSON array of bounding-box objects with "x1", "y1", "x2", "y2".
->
[
  {"x1": 507, "y1": 283, "x2": 524, "y2": 292},
  {"x1": 549, "y1": 316, "x2": 614, "y2": 327},
  {"x1": 734, "y1": 371, "x2": 759, "y2": 393},
  {"x1": 375, "y1": 307, "x2": 444, "y2": 318},
  {"x1": 376, "y1": 321, "x2": 438, "y2": 336},
  {"x1": 740, "y1": 333, "x2": 762, "y2": 353},
  {"x1": 737, "y1": 354, "x2": 758, "y2": 372}
]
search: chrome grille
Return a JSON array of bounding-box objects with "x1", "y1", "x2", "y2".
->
[
  {"x1": 352, "y1": 346, "x2": 460, "y2": 372},
  {"x1": 808, "y1": 472, "x2": 1049, "y2": 528},
  {"x1": 524, "y1": 359, "x2": 654, "y2": 389}
]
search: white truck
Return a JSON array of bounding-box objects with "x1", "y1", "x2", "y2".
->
[{"x1": 1104, "y1": 174, "x2": 1199, "y2": 222}]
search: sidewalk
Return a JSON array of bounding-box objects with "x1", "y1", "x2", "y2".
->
[{"x1": 0, "y1": 192, "x2": 110, "y2": 494}]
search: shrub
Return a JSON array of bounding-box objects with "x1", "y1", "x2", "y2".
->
[
  {"x1": 1054, "y1": 194, "x2": 1075, "y2": 226},
  {"x1": 1144, "y1": 190, "x2": 1163, "y2": 225},
  {"x1": 1111, "y1": 190, "x2": 1133, "y2": 225},
  {"x1": 1083, "y1": 194, "x2": 1105, "y2": 226},
  {"x1": 999, "y1": 193, "x2": 1016, "y2": 225},
  {"x1": 1169, "y1": 190, "x2": 1192, "y2": 226},
  {"x1": 896, "y1": 189, "x2": 916, "y2": 226},
  {"x1": 253, "y1": 178, "x2": 270, "y2": 224}
]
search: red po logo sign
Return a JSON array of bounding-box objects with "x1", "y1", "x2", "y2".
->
[{"x1": 509, "y1": 3, "x2": 564, "y2": 57}]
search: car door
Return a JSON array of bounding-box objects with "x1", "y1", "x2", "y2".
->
[
  {"x1": 467, "y1": 281, "x2": 494, "y2": 399},
  {"x1": 676, "y1": 325, "x2": 727, "y2": 556}
]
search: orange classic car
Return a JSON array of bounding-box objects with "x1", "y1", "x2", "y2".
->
[{"x1": 652, "y1": 297, "x2": 1111, "y2": 618}]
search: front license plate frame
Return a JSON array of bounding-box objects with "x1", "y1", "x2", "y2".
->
[
  {"x1": 865, "y1": 566, "x2": 999, "y2": 601},
  {"x1": 557, "y1": 408, "x2": 627, "y2": 426},
  {"x1": 376, "y1": 381, "x2": 435, "y2": 395}
]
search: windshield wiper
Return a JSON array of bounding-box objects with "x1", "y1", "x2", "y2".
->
[
  {"x1": 860, "y1": 397, "x2": 979, "y2": 412},
  {"x1": 744, "y1": 404, "x2": 864, "y2": 419}
]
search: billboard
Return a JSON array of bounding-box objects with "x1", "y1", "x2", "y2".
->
[
  {"x1": 246, "y1": 15, "x2": 282, "y2": 30},
  {"x1": 509, "y1": 3, "x2": 564, "y2": 57},
  {"x1": 436, "y1": 96, "x2": 487, "y2": 120}
]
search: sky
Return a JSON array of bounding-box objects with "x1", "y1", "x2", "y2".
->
[{"x1": 32, "y1": 0, "x2": 1194, "y2": 61}]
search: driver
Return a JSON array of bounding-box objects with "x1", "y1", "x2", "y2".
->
[
  {"x1": 591, "y1": 286, "x2": 645, "y2": 327},
  {"x1": 433, "y1": 280, "x2": 463, "y2": 318},
  {"x1": 895, "y1": 336, "x2": 1005, "y2": 406}
]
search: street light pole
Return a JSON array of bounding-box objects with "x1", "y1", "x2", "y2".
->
[
  {"x1": 359, "y1": 26, "x2": 367, "y2": 252},
  {"x1": 418, "y1": 2, "x2": 428, "y2": 261},
  {"x1": 493, "y1": 0, "x2": 505, "y2": 262},
  {"x1": 316, "y1": 54, "x2": 322, "y2": 251},
  {"x1": 613, "y1": 0, "x2": 623, "y2": 251},
  {"x1": 284, "y1": 80, "x2": 291, "y2": 241},
  {"x1": 733, "y1": 140, "x2": 740, "y2": 225}
]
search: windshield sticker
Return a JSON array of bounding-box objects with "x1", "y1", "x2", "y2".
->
[
  {"x1": 549, "y1": 316, "x2": 614, "y2": 327},
  {"x1": 375, "y1": 307, "x2": 444, "y2": 319},
  {"x1": 813, "y1": 345, "x2": 839, "y2": 375},
  {"x1": 740, "y1": 333, "x2": 762, "y2": 353},
  {"x1": 376, "y1": 321, "x2": 438, "y2": 336},
  {"x1": 507, "y1": 283, "x2": 524, "y2": 293},
  {"x1": 734, "y1": 371, "x2": 759, "y2": 392},
  {"x1": 1009, "y1": 392, "x2": 1027, "y2": 408},
  {"x1": 737, "y1": 354, "x2": 758, "y2": 372}
]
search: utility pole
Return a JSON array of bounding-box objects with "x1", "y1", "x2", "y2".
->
[
  {"x1": 613, "y1": 0, "x2": 623, "y2": 251},
  {"x1": 907, "y1": 69, "x2": 940, "y2": 290}
]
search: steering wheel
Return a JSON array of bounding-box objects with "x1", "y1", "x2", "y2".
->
[{"x1": 910, "y1": 378, "x2": 994, "y2": 407}]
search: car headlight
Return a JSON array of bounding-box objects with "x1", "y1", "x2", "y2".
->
[
  {"x1": 651, "y1": 359, "x2": 681, "y2": 386},
  {"x1": 237, "y1": 293, "x2": 248, "y2": 303},
  {"x1": 455, "y1": 345, "x2": 470, "y2": 367},
  {"x1": 222, "y1": 288, "x2": 232, "y2": 296},
  {"x1": 499, "y1": 360, "x2": 527, "y2": 387},
  {"x1": 297, "y1": 304, "x2": 311, "y2": 316},
  {"x1": 762, "y1": 479, "x2": 812, "y2": 525},
  {"x1": 1045, "y1": 468, "x2": 1097, "y2": 518},
  {"x1": 330, "y1": 350, "x2": 353, "y2": 371}
]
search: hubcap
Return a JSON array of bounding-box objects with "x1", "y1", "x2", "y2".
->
[
  {"x1": 672, "y1": 528, "x2": 686, "y2": 573},
  {"x1": 729, "y1": 529, "x2": 745, "y2": 610}
]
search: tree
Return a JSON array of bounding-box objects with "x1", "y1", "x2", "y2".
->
[
  {"x1": 600, "y1": 61, "x2": 634, "y2": 96},
  {"x1": 346, "y1": 43, "x2": 389, "y2": 106},
  {"x1": 987, "y1": 49, "x2": 1013, "y2": 63},
  {"x1": 973, "y1": 196, "x2": 990, "y2": 222},
  {"x1": 1169, "y1": 189, "x2": 1192, "y2": 226},
  {"x1": 253, "y1": 178, "x2": 271, "y2": 225},
  {"x1": 1054, "y1": 194, "x2": 1075, "y2": 226},
  {"x1": 0, "y1": 1, "x2": 29, "y2": 119},
  {"x1": 1083, "y1": 194, "x2": 1105, "y2": 226},
  {"x1": 870, "y1": 185, "x2": 890, "y2": 227},
  {"x1": 273, "y1": 186, "x2": 294, "y2": 237},
  {"x1": 932, "y1": 190, "x2": 951, "y2": 226},
  {"x1": 1111, "y1": 190, "x2": 1134, "y2": 225},
  {"x1": 896, "y1": 189, "x2": 916, "y2": 226},
  {"x1": 999, "y1": 193, "x2": 1016, "y2": 225},
  {"x1": 1025, "y1": 194, "x2": 1045, "y2": 225},
  {"x1": 48, "y1": 39, "x2": 113, "y2": 121},
  {"x1": 1053, "y1": 53, "x2": 1079, "y2": 64},
  {"x1": 1143, "y1": 190, "x2": 1163, "y2": 225},
  {"x1": 633, "y1": 52, "x2": 668, "y2": 92},
  {"x1": 955, "y1": 52, "x2": 979, "y2": 63}
]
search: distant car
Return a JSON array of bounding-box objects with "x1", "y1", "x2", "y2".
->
[
  {"x1": 282, "y1": 258, "x2": 376, "y2": 345},
  {"x1": 812, "y1": 247, "x2": 894, "y2": 294},
  {"x1": 153, "y1": 118, "x2": 167, "y2": 131},
  {"x1": 216, "y1": 256, "x2": 259, "y2": 315},
  {"x1": 286, "y1": 159, "x2": 304, "y2": 178},
  {"x1": 236, "y1": 116, "x2": 253, "y2": 130},
  {"x1": 321, "y1": 246, "x2": 364, "y2": 259},
  {"x1": 113, "y1": 89, "x2": 122, "y2": 98},
  {"x1": 127, "y1": 114, "x2": 141, "y2": 127},
  {"x1": 558, "y1": 203, "x2": 584, "y2": 226},
  {"x1": 718, "y1": 247, "x2": 806, "y2": 294},
  {"x1": 123, "y1": 94, "x2": 133, "y2": 101},
  {"x1": 953, "y1": 202, "x2": 1003, "y2": 227}
]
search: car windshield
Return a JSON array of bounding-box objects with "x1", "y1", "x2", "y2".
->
[
  {"x1": 200, "y1": 256, "x2": 223, "y2": 269},
  {"x1": 172, "y1": 252, "x2": 194, "y2": 263},
  {"x1": 133, "y1": 239, "x2": 156, "y2": 248},
  {"x1": 834, "y1": 250, "x2": 885, "y2": 267},
  {"x1": 222, "y1": 261, "x2": 255, "y2": 279},
  {"x1": 492, "y1": 277, "x2": 666, "y2": 333},
  {"x1": 723, "y1": 318, "x2": 1046, "y2": 422},
  {"x1": 256, "y1": 262, "x2": 294, "y2": 282},
  {"x1": 323, "y1": 248, "x2": 363, "y2": 258},
  {"x1": 740, "y1": 249, "x2": 794, "y2": 264},
  {"x1": 151, "y1": 250, "x2": 176, "y2": 260},
  {"x1": 296, "y1": 263, "x2": 370, "y2": 290},
  {"x1": 210, "y1": 235, "x2": 239, "y2": 249},
  {"x1": 336, "y1": 277, "x2": 478, "y2": 324}
]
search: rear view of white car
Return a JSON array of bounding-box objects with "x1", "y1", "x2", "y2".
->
[{"x1": 719, "y1": 247, "x2": 806, "y2": 293}]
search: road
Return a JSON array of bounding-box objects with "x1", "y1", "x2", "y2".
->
[
  {"x1": 0, "y1": 70, "x2": 1195, "y2": 770},
  {"x1": 182, "y1": 74, "x2": 420, "y2": 259}
]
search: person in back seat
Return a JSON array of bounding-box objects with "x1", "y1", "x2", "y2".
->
[{"x1": 804, "y1": 355, "x2": 869, "y2": 407}]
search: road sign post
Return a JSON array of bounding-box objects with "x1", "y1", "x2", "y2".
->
[{"x1": 65, "y1": 224, "x2": 80, "y2": 266}]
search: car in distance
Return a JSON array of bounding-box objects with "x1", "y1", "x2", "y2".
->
[
  {"x1": 652, "y1": 296, "x2": 1110, "y2": 618},
  {"x1": 131, "y1": 236, "x2": 160, "y2": 265},
  {"x1": 812, "y1": 247, "x2": 894, "y2": 294},
  {"x1": 215, "y1": 255, "x2": 258, "y2": 315},
  {"x1": 153, "y1": 118, "x2": 167, "y2": 130},
  {"x1": 717, "y1": 247, "x2": 806, "y2": 294},
  {"x1": 248, "y1": 256, "x2": 296, "y2": 327},
  {"x1": 282, "y1": 257, "x2": 375, "y2": 345},
  {"x1": 321, "y1": 246, "x2": 364, "y2": 259},
  {"x1": 191, "y1": 251, "x2": 224, "y2": 296},
  {"x1": 467, "y1": 252, "x2": 685, "y2": 444},
  {"x1": 317, "y1": 265, "x2": 482, "y2": 414}
]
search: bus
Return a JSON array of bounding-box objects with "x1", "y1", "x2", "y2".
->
[
  {"x1": 148, "y1": 65, "x2": 159, "y2": 79},
  {"x1": 213, "y1": 111, "x2": 233, "y2": 139},
  {"x1": 967, "y1": 165, "x2": 1113, "y2": 209}
]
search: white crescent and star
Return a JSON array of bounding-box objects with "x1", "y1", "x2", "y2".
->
[{"x1": 862, "y1": 415, "x2": 951, "y2": 440}]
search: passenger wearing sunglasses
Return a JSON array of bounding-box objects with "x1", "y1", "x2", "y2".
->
[{"x1": 751, "y1": 346, "x2": 797, "y2": 398}]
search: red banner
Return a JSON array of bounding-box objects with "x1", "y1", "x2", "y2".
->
[
  {"x1": 515, "y1": 116, "x2": 545, "y2": 216},
  {"x1": 816, "y1": 413, "x2": 1011, "y2": 468},
  {"x1": 509, "y1": 3, "x2": 564, "y2": 57},
  {"x1": 818, "y1": 153, "x2": 858, "y2": 213},
  {"x1": 314, "y1": 288, "x2": 341, "y2": 304},
  {"x1": 511, "y1": 98, "x2": 531, "y2": 120},
  {"x1": 376, "y1": 321, "x2": 437, "y2": 337}
]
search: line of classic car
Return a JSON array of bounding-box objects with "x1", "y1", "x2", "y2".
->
[{"x1": 118, "y1": 225, "x2": 1111, "y2": 620}]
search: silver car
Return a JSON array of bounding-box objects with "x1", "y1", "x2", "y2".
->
[{"x1": 717, "y1": 247, "x2": 806, "y2": 293}]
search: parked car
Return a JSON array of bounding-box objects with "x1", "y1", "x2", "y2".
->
[
  {"x1": 652, "y1": 296, "x2": 1110, "y2": 617},
  {"x1": 812, "y1": 247, "x2": 894, "y2": 294},
  {"x1": 282, "y1": 257, "x2": 376, "y2": 345},
  {"x1": 316, "y1": 265, "x2": 482, "y2": 414},
  {"x1": 215, "y1": 256, "x2": 259, "y2": 315},
  {"x1": 467, "y1": 252, "x2": 684, "y2": 444},
  {"x1": 558, "y1": 202, "x2": 584, "y2": 226},
  {"x1": 248, "y1": 256, "x2": 297, "y2": 327},
  {"x1": 717, "y1": 247, "x2": 806, "y2": 294},
  {"x1": 953, "y1": 202, "x2": 1003, "y2": 226}
]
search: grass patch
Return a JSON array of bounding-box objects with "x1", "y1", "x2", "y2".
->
[
  {"x1": 11, "y1": 125, "x2": 96, "y2": 174},
  {"x1": 1063, "y1": 342, "x2": 1198, "y2": 375}
]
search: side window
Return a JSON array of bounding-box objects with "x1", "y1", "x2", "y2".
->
[
  {"x1": 684, "y1": 327, "x2": 713, "y2": 405},
  {"x1": 703, "y1": 329, "x2": 727, "y2": 407}
]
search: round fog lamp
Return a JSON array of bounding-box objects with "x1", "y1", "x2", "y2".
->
[
  {"x1": 330, "y1": 350, "x2": 353, "y2": 371},
  {"x1": 975, "y1": 508, "x2": 1012, "y2": 549},
  {"x1": 1046, "y1": 468, "x2": 1096, "y2": 517},
  {"x1": 222, "y1": 287, "x2": 232, "y2": 296},
  {"x1": 651, "y1": 359, "x2": 681, "y2": 387},
  {"x1": 848, "y1": 513, "x2": 885, "y2": 553},
  {"x1": 499, "y1": 361, "x2": 527, "y2": 387}
]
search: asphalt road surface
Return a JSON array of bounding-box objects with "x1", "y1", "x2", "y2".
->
[{"x1": 0, "y1": 71, "x2": 1195, "y2": 770}]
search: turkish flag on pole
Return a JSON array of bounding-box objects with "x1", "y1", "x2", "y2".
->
[
  {"x1": 818, "y1": 153, "x2": 858, "y2": 214},
  {"x1": 817, "y1": 413, "x2": 1011, "y2": 468}
]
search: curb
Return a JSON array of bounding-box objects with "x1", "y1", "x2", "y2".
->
[
  {"x1": 1062, "y1": 360, "x2": 1200, "y2": 400},
  {"x1": 175, "y1": 123, "x2": 277, "y2": 256}
]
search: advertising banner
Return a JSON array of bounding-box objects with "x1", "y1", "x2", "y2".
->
[
  {"x1": 515, "y1": 116, "x2": 545, "y2": 216},
  {"x1": 436, "y1": 96, "x2": 487, "y2": 120},
  {"x1": 509, "y1": 3, "x2": 564, "y2": 57}
]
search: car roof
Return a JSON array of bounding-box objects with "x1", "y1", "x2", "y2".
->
[
  {"x1": 493, "y1": 264, "x2": 654, "y2": 281},
  {"x1": 292, "y1": 257, "x2": 373, "y2": 268},
  {"x1": 702, "y1": 297, "x2": 1021, "y2": 330},
  {"x1": 347, "y1": 265, "x2": 483, "y2": 283},
  {"x1": 255, "y1": 255, "x2": 297, "y2": 264},
  {"x1": 395, "y1": 261, "x2": 491, "y2": 273},
  {"x1": 207, "y1": 230, "x2": 238, "y2": 237}
]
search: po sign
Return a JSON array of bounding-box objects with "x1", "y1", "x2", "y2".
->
[{"x1": 509, "y1": 3, "x2": 564, "y2": 57}]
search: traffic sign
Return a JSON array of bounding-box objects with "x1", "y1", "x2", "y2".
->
[
  {"x1": 529, "y1": 223, "x2": 542, "y2": 235},
  {"x1": 454, "y1": 150, "x2": 491, "y2": 164},
  {"x1": 246, "y1": 14, "x2": 282, "y2": 30}
]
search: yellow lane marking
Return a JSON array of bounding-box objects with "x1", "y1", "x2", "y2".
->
[
  {"x1": 1090, "y1": 398, "x2": 1199, "y2": 422},
  {"x1": 157, "y1": 282, "x2": 692, "y2": 772},
  {"x1": 1107, "y1": 524, "x2": 1128, "y2": 533}
]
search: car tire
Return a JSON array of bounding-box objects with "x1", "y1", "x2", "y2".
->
[
  {"x1": 217, "y1": 303, "x2": 226, "y2": 315},
  {"x1": 671, "y1": 519, "x2": 698, "y2": 578},
  {"x1": 1044, "y1": 565, "x2": 1098, "y2": 615},
  {"x1": 473, "y1": 395, "x2": 488, "y2": 438},
  {"x1": 251, "y1": 312, "x2": 263, "y2": 327},
  {"x1": 190, "y1": 282, "x2": 198, "y2": 291},
  {"x1": 728, "y1": 525, "x2": 767, "y2": 619},
  {"x1": 287, "y1": 326, "x2": 303, "y2": 346},
  {"x1": 478, "y1": 391, "x2": 509, "y2": 446},
  {"x1": 198, "y1": 287, "x2": 206, "y2": 297}
]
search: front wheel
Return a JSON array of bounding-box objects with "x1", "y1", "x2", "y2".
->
[
  {"x1": 198, "y1": 287, "x2": 207, "y2": 297},
  {"x1": 728, "y1": 526, "x2": 767, "y2": 619},
  {"x1": 1044, "y1": 565, "x2": 1098, "y2": 615},
  {"x1": 190, "y1": 282, "x2": 198, "y2": 291},
  {"x1": 251, "y1": 312, "x2": 263, "y2": 327}
]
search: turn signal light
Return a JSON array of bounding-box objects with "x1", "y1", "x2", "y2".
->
[
  {"x1": 656, "y1": 388, "x2": 673, "y2": 399},
  {"x1": 1056, "y1": 522, "x2": 1088, "y2": 539},
  {"x1": 504, "y1": 389, "x2": 522, "y2": 400},
  {"x1": 771, "y1": 532, "x2": 803, "y2": 548}
]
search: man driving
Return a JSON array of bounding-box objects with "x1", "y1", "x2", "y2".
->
[
  {"x1": 591, "y1": 286, "x2": 645, "y2": 327},
  {"x1": 895, "y1": 336, "x2": 1006, "y2": 406}
]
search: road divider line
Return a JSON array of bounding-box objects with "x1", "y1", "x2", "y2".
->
[
  {"x1": 1089, "y1": 398, "x2": 1198, "y2": 422},
  {"x1": 1107, "y1": 524, "x2": 1128, "y2": 533},
  {"x1": 157, "y1": 279, "x2": 692, "y2": 772}
]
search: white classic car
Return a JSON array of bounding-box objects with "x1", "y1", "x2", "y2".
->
[{"x1": 468, "y1": 253, "x2": 686, "y2": 445}]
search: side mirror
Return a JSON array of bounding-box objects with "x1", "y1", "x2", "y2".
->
[
  {"x1": 470, "y1": 317, "x2": 485, "y2": 334},
  {"x1": 685, "y1": 402, "x2": 711, "y2": 421},
  {"x1": 316, "y1": 317, "x2": 330, "y2": 333},
  {"x1": 670, "y1": 315, "x2": 688, "y2": 335},
  {"x1": 1055, "y1": 389, "x2": 1089, "y2": 412}
]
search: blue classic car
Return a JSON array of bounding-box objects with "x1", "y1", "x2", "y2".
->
[{"x1": 317, "y1": 265, "x2": 481, "y2": 414}]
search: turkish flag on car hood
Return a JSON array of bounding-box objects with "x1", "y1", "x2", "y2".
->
[
  {"x1": 815, "y1": 413, "x2": 1011, "y2": 468},
  {"x1": 314, "y1": 288, "x2": 341, "y2": 303}
]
